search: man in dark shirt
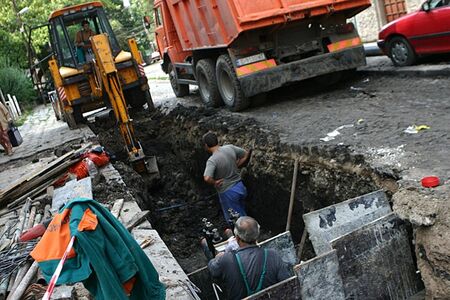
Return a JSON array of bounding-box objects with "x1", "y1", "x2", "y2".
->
[{"x1": 208, "y1": 217, "x2": 291, "y2": 299}]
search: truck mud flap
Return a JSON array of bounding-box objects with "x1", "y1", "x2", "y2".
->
[{"x1": 238, "y1": 46, "x2": 366, "y2": 98}]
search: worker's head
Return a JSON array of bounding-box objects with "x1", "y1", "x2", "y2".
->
[
  {"x1": 202, "y1": 132, "x2": 218, "y2": 152},
  {"x1": 81, "y1": 20, "x2": 90, "y2": 30},
  {"x1": 234, "y1": 216, "x2": 260, "y2": 246}
]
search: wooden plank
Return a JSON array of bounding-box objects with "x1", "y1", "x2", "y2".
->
[
  {"x1": 258, "y1": 231, "x2": 298, "y2": 269},
  {"x1": 294, "y1": 250, "x2": 345, "y2": 300},
  {"x1": 4, "y1": 158, "x2": 80, "y2": 207},
  {"x1": 243, "y1": 276, "x2": 300, "y2": 300},
  {"x1": 0, "y1": 143, "x2": 91, "y2": 199},
  {"x1": 0, "y1": 150, "x2": 75, "y2": 198},
  {"x1": 303, "y1": 190, "x2": 391, "y2": 255},
  {"x1": 331, "y1": 213, "x2": 423, "y2": 299}
]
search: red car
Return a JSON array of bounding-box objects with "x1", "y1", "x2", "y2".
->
[{"x1": 378, "y1": 0, "x2": 450, "y2": 66}]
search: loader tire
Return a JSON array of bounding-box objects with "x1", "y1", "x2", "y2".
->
[
  {"x1": 216, "y1": 54, "x2": 249, "y2": 112},
  {"x1": 145, "y1": 89, "x2": 155, "y2": 110},
  {"x1": 168, "y1": 62, "x2": 189, "y2": 97},
  {"x1": 196, "y1": 59, "x2": 222, "y2": 108},
  {"x1": 64, "y1": 110, "x2": 77, "y2": 129}
]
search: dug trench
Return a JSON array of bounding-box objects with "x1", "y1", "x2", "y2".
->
[{"x1": 88, "y1": 106, "x2": 419, "y2": 286}]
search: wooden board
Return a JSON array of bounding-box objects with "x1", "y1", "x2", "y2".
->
[
  {"x1": 303, "y1": 190, "x2": 391, "y2": 255},
  {"x1": 294, "y1": 250, "x2": 345, "y2": 300},
  {"x1": 331, "y1": 213, "x2": 423, "y2": 299}
]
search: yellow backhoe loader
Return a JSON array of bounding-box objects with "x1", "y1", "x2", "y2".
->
[{"x1": 44, "y1": 2, "x2": 152, "y2": 172}]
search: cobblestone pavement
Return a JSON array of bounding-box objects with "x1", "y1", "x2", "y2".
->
[
  {"x1": 0, "y1": 105, "x2": 95, "y2": 165},
  {"x1": 0, "y1": 105, "x2": 95, "y2": 189}
]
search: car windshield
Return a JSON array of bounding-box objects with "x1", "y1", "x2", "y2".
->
[{"x1": 429, "y1": 0, "x2": 449, "y2": 9}]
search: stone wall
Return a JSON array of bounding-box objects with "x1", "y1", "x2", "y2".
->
[{"x1": 354, "y1": 0, "x2": 382, "y2": 42}]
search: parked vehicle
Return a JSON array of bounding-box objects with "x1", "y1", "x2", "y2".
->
[
  {"x1": 378, "y1": 0, "x2": 450, "y2": 66},
  {"x1": 154, "y1": 0, "x2": 371, "y2": 111}
]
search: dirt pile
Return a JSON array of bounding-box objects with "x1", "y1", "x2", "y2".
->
[{"x1": 393, "y1": 188, "x2": 450, "y2": 299}]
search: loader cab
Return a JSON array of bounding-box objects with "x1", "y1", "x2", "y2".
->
[{"x1": 49, "y1": 2, "x2": 120, "y2": 68}]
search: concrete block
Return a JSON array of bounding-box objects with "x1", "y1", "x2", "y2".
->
[
  {"x1": 303, "y1": 190, "x2": 391, "y2": 255},
  {"x1": 52, "y1": 285, "x2": 75, "y2": 299},
  {"x1": 119, "y1": 201, "x2": 151, "y2": 229},
  {"x1": 133, "y1": 229, "x2": 197, "y2": 299},
  {"x1": 52, "y1": 177, "x2": 92, "y2": 211},
  {"x1": 294, "y1": 250, "x2": 345, "y2": 300},
  {"x1": 331, "y1": 213, "x2": 423, "y2": 299},
  {"x1": 258, "y1": 231, "x2": 298, "y2": 269},
  {"x1": 243, "y1": 276, "x2": 300, "y2": 300}
]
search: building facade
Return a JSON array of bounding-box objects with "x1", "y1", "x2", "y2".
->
[{"x1": 354, "y1": 0, "x2": 424, "y2": 41}]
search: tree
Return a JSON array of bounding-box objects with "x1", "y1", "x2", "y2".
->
[{"x1": 0, "y1": 0, "x2": 155, "y2": 68}]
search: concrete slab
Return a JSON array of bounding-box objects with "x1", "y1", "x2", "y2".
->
[
  {"x1": 133, "y1": 229, "x2": 197, "y2": 299},
  {"x1": 303, "y1": 190, "x2": 391, "y2": 255},
  {"x1": 360, "y1": 56, "x2": 450, "y2": 76},
  {"x1": 100, "y1": 163, "x2": 126, "y2": 186},
  {"x1": 118, "y1": 200, "x2": 151, "y2": 229},
  {"x1": 52, "y1": 177, "x2": 93, "y2": 211},
  {"x1": 294, "y1": 250, "x2": 345, "y2": 300},
  {"x1": 258, "y1": 231, "x2": 298, "y2": 269},
  {"x1": 331, "y1": 213, "x2": 423, "y2": 299}
]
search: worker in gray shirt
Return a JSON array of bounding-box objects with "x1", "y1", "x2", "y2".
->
[
  {"x1": 203, "y1": 132, "x2": 251, "y2": 224},
  {"x1": 208, "y1": 216, "x2": 291, "y2": 299}
]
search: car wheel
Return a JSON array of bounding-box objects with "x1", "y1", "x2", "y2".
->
[
  {"x1": 196, "y1": 59, "x2": 223, "y2": 108},
  {"x1": 388, "y1": 36, "x2": 416, "y2": 67},
  {"x1": 168, "y1": 62, "x2": 189, "y2": 97},
  {"x1": 216, "y1": 54, "x2": 250, "y2": 112}
]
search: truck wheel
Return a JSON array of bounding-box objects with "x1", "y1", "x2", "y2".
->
[
  {"x1": 196, "y1": 59, "x2": 222, "y2": 107},
  {"x1": 388, "y1": 36, "x2": 416, "y2": 66},
  {"x1": 216, "y1": 55, "x2": 249, "y2": 112},
  {"x1": 168, "y1": 62, "x2": 189, "y2": 97}
]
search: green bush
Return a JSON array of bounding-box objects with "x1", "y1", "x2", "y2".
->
[{"x1": 0, "y1": 64, "x2": 37, "y2": 105}]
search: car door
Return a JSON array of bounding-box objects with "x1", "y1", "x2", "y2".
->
[{"x1": 410, "y1": 0, "x2": 450, "y2": 54}]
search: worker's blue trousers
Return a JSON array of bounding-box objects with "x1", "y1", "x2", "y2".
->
[{"x1": 218, "y1": 181, "x2": 247, "y2": 224}]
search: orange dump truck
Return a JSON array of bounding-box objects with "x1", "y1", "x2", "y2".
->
[{"x1": 154, "y1": 0, "x2": 370, "y2": 111}]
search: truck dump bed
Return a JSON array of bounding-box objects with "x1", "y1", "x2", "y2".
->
[{"x1": 165, "y1": 0, "x2": 370, "y2": 51}]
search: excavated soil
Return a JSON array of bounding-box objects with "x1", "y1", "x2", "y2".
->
[{"x1": 89, "y1": 105, "x2": 400, "y2": 273}]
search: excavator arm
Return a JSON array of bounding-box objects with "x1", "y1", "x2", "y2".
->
[{"x1": 90, "y1": 34, "x2": 146, "y2": 172}]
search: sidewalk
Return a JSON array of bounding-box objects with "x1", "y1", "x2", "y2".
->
[
  {"x1": 0, "y1": 105, "x2": 95, "y2": 190},
  {"x1": 360, "y1": 56, "x2": 450, "y2": 76},
  {"x1": 0, "y1": 105, "x2": 95, "y2": 166}
]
